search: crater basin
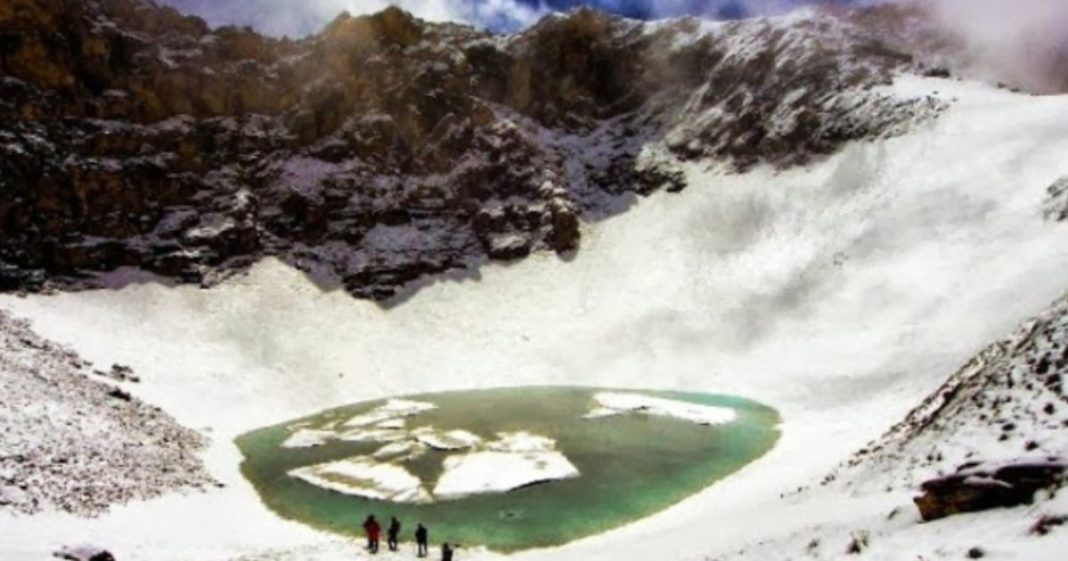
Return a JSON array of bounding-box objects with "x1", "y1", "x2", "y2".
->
[{"x1": 236, "y1": 386, "x2": 780, "y2": 552}]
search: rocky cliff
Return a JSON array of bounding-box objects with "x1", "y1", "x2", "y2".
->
[{"x1": 0, "y1": 0, "x2": 944, "y2": 301}]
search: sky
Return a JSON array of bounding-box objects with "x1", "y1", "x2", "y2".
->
[{"x1": 160, "y1": 0, "x2": 871, "y2": 36}]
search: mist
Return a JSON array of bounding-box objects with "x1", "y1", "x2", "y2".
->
[{"x1": 919, "y1": 0, "x2": 1068, "y2": 93}]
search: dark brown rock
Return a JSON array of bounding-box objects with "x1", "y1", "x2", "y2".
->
[{"x1": 914, "y1": 461, "x2": 1066, "y2": 521}]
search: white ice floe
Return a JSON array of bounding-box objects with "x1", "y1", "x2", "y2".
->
[
  {"x1": 342, "y1": 399, "x2": 437, "y2": 428},
  {"x1": 433, "y1": 451, "x2": 581, "y2": 500},
  {"x1": 412, "y1": 427, "x2": 483, "y2": 450},
  {"x1": 485, "y1": 431, "x2": 558, "y2": 453},
  {"x1": 372, "y1": 440, "x2": 427, "y2": 462},
  {"x1": 375, "y1": 419, "x2": 406, "y2": 429},
  {"x1": 280, "y1": 428, "x2": 337, "y2": 448},
  {"x1": 337, "y1": 428, "x2": 407, "y2": 444},
  {"x1": 288, "y1": 457, "x2": 431, "y2": 503},
  {"x1": 585, "y1": 392, "x2": 737, "y2": 426}
]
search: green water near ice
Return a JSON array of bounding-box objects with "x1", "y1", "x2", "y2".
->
[{"x1": 236, "y1": 386, "x2": 779, "y2": 553}]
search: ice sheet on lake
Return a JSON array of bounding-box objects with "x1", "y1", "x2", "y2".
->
[
  {"x1": 288, "y1": 457, "x2": 431, "y2": 503},
  {"x1": 486, "y1": 431, "x2": 557, "y2": 453},
  {"x1": 342, "y1": 399, "x2": 437, "y2": 428},
  {"x1": 433, "y1": 450, "x2": 580, "y2": 500},
  {"x1": 375, "y1": 418, "x2": 406, "y2": 429},
  {"x1": 372, "y1": 440, "x2": 427, "y2": 462},
  {"x1": 585, "y1": 392, "x2": 736, "y2": 426},
  {"x1": 337, "y1": 427, "x2": 407, "y2": 444},
  {"x1": 412, "y1": 427, "x2": 483, "y2": 450},
  {"x1": 280, "y1": 428, "x2": 336, "y2": 448}
]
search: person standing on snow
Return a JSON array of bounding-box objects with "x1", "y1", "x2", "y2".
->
[
  {"x1": 415, "y1": 523, "x2": 429, "y2": 557},
  {"x1": 442, "y1": 542, "x2": 455, "y2": 561},
  {"x1": 363, "y1": 515, "x2": 381, "y2": 554},
  {"x1": 387, "y1": 516, "x2": 402, "y2": 552}
]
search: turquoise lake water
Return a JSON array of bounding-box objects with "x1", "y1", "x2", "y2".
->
[{"x1": 236, "y1": 386, "x2": 780, "y2": 552}]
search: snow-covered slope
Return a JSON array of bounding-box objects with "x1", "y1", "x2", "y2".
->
[
  {"x1": 1, "y1": 74, "x2": 1067, "y2": 561},
  {"x1": 0, "y1": 309, "x2": 213, "y2": 516}
]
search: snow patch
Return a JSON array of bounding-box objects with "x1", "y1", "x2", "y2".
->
[
  {"x1": 434, "y1": 451, "x2": 580, "y2": 500},
  {"x1": 585, "y1": 392, "x2": 737, "y2": 426},
  {"x1": 288, "y1": 458, "x2": 431, "y2": 504}
]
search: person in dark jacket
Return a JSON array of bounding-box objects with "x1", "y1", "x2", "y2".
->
[
  {"x1": 387, "y1": 516, "x2": 401, "y2": 552},
  {"x1": 415, "y1": 523, "x2": 429, "y2": 557},
  {"x1": 363, "y1": 515, "x2": 381, "y2": 554},
  {"x1": 441, "y1": 542, "x2": 454, "y2": 561}
]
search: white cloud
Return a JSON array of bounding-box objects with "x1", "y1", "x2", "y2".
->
[{"x1": 923, "y1": 0, "x2": 1068, "y2": 93}]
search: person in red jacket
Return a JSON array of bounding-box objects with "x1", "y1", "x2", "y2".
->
[{"x1": 363, "y1": 515, "x2": 381, "y2": 554}]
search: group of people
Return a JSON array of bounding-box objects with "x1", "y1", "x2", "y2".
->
[{"x1": 362, "y1": 515, "x2": 454, "y2": 560}]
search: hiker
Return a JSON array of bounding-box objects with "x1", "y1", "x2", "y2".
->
[
  {"x1": 415, "y1": 523, "x2": 429, "y2": 557},
  {"x1": 442, "y1": 542, "x2": 454, "y2": 561},
  {"x1": 363, "y1": 515, "x2": 381, "y2": 554},
  {"x1": 387, "y1": 516, "x2": 401, "y2": 552}
]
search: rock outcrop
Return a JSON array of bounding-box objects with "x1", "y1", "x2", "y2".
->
[
  {"x1": 914, "y1": 460, "x2": 1066, "y2": 521},
  {"x1": 0, "y1": 0, "x2": 945, "y2": 301}
]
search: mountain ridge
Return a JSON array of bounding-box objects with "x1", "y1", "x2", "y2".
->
[{"x1": 2, "y1": 0, "x2": 947, "y2": 300}]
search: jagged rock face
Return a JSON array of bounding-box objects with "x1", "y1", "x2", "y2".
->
[{"x1": 0, "y1": 0, "x2": 942, "y2": 300}]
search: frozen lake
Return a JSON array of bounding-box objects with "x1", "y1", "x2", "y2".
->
[{"x1": 236, "y1": 387, "x2": 780, "y2": 552}]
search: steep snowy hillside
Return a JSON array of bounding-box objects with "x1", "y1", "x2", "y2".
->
[
  {"x1": 710, "y1": 292, "x2": 1068, "y2": 561},
  {"x1": 839, "y1": 293, "x2": 1068, "y2": 494},
  {"x1": 0, "y1": 309, "x2": 213, "y2": 516},
  {"x1": 0, "y1": 0, "x2": 943, "y2": 300}
]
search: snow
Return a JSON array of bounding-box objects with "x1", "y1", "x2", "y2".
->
[
  {"x1": 411, "y1": 427, "x2": 482, "y2": 451},
  {"x1": 280, "y1": 429, "x2": 336, "y2": 449},
  {"x1": 1, "y1": 76, "x2": 1068, "y2": 561},
  {"x1": 341, "y1": 399, "x2": 437, "y2": 428},
  {"x1": 433, "y1": 451, "x2": 581, "y2": 500},
  {"x1": 371, "y1": 440, "x2": 426, "y2": 462},
  {"x1": 288, "y1": 458, "x2": 431, "y2": 504},
  {"x1": 485, "y1": 432, "x2": 558, "y2": 453},
  {"x1": 584, "y1": 392, "x2": 737, "y2": 426}
]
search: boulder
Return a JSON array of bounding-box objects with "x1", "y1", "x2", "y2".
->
[
  {"x1": 54, "y1": 545, "x2": 115, "y2": 561},
  {"x1": 914, "y1": 460, "x2": 1066, "y2": 521}
]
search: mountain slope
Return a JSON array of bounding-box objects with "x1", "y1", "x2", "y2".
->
[
  {"x1": 0, "y1": 0, "x2": 943, "y2": 300},
  {"x1": 0, "y1": 308, "x2": 213, "y2": 516}
]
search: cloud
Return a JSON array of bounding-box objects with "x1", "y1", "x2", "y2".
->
[{"x1": 921, "y1": 0, "x2": 1068, "y2": 93}]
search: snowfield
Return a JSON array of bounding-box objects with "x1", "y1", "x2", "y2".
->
[{"x1": 2, "y1": 75, "x2": 1068, "y2": 561}]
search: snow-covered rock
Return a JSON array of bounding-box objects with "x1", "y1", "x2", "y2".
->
[
  {"x1": 585, "y1": 392, "x2": 737, "y2": 426},
  {"x1": 53, "y1": 545, "x2": 115, "y2": 561}
]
